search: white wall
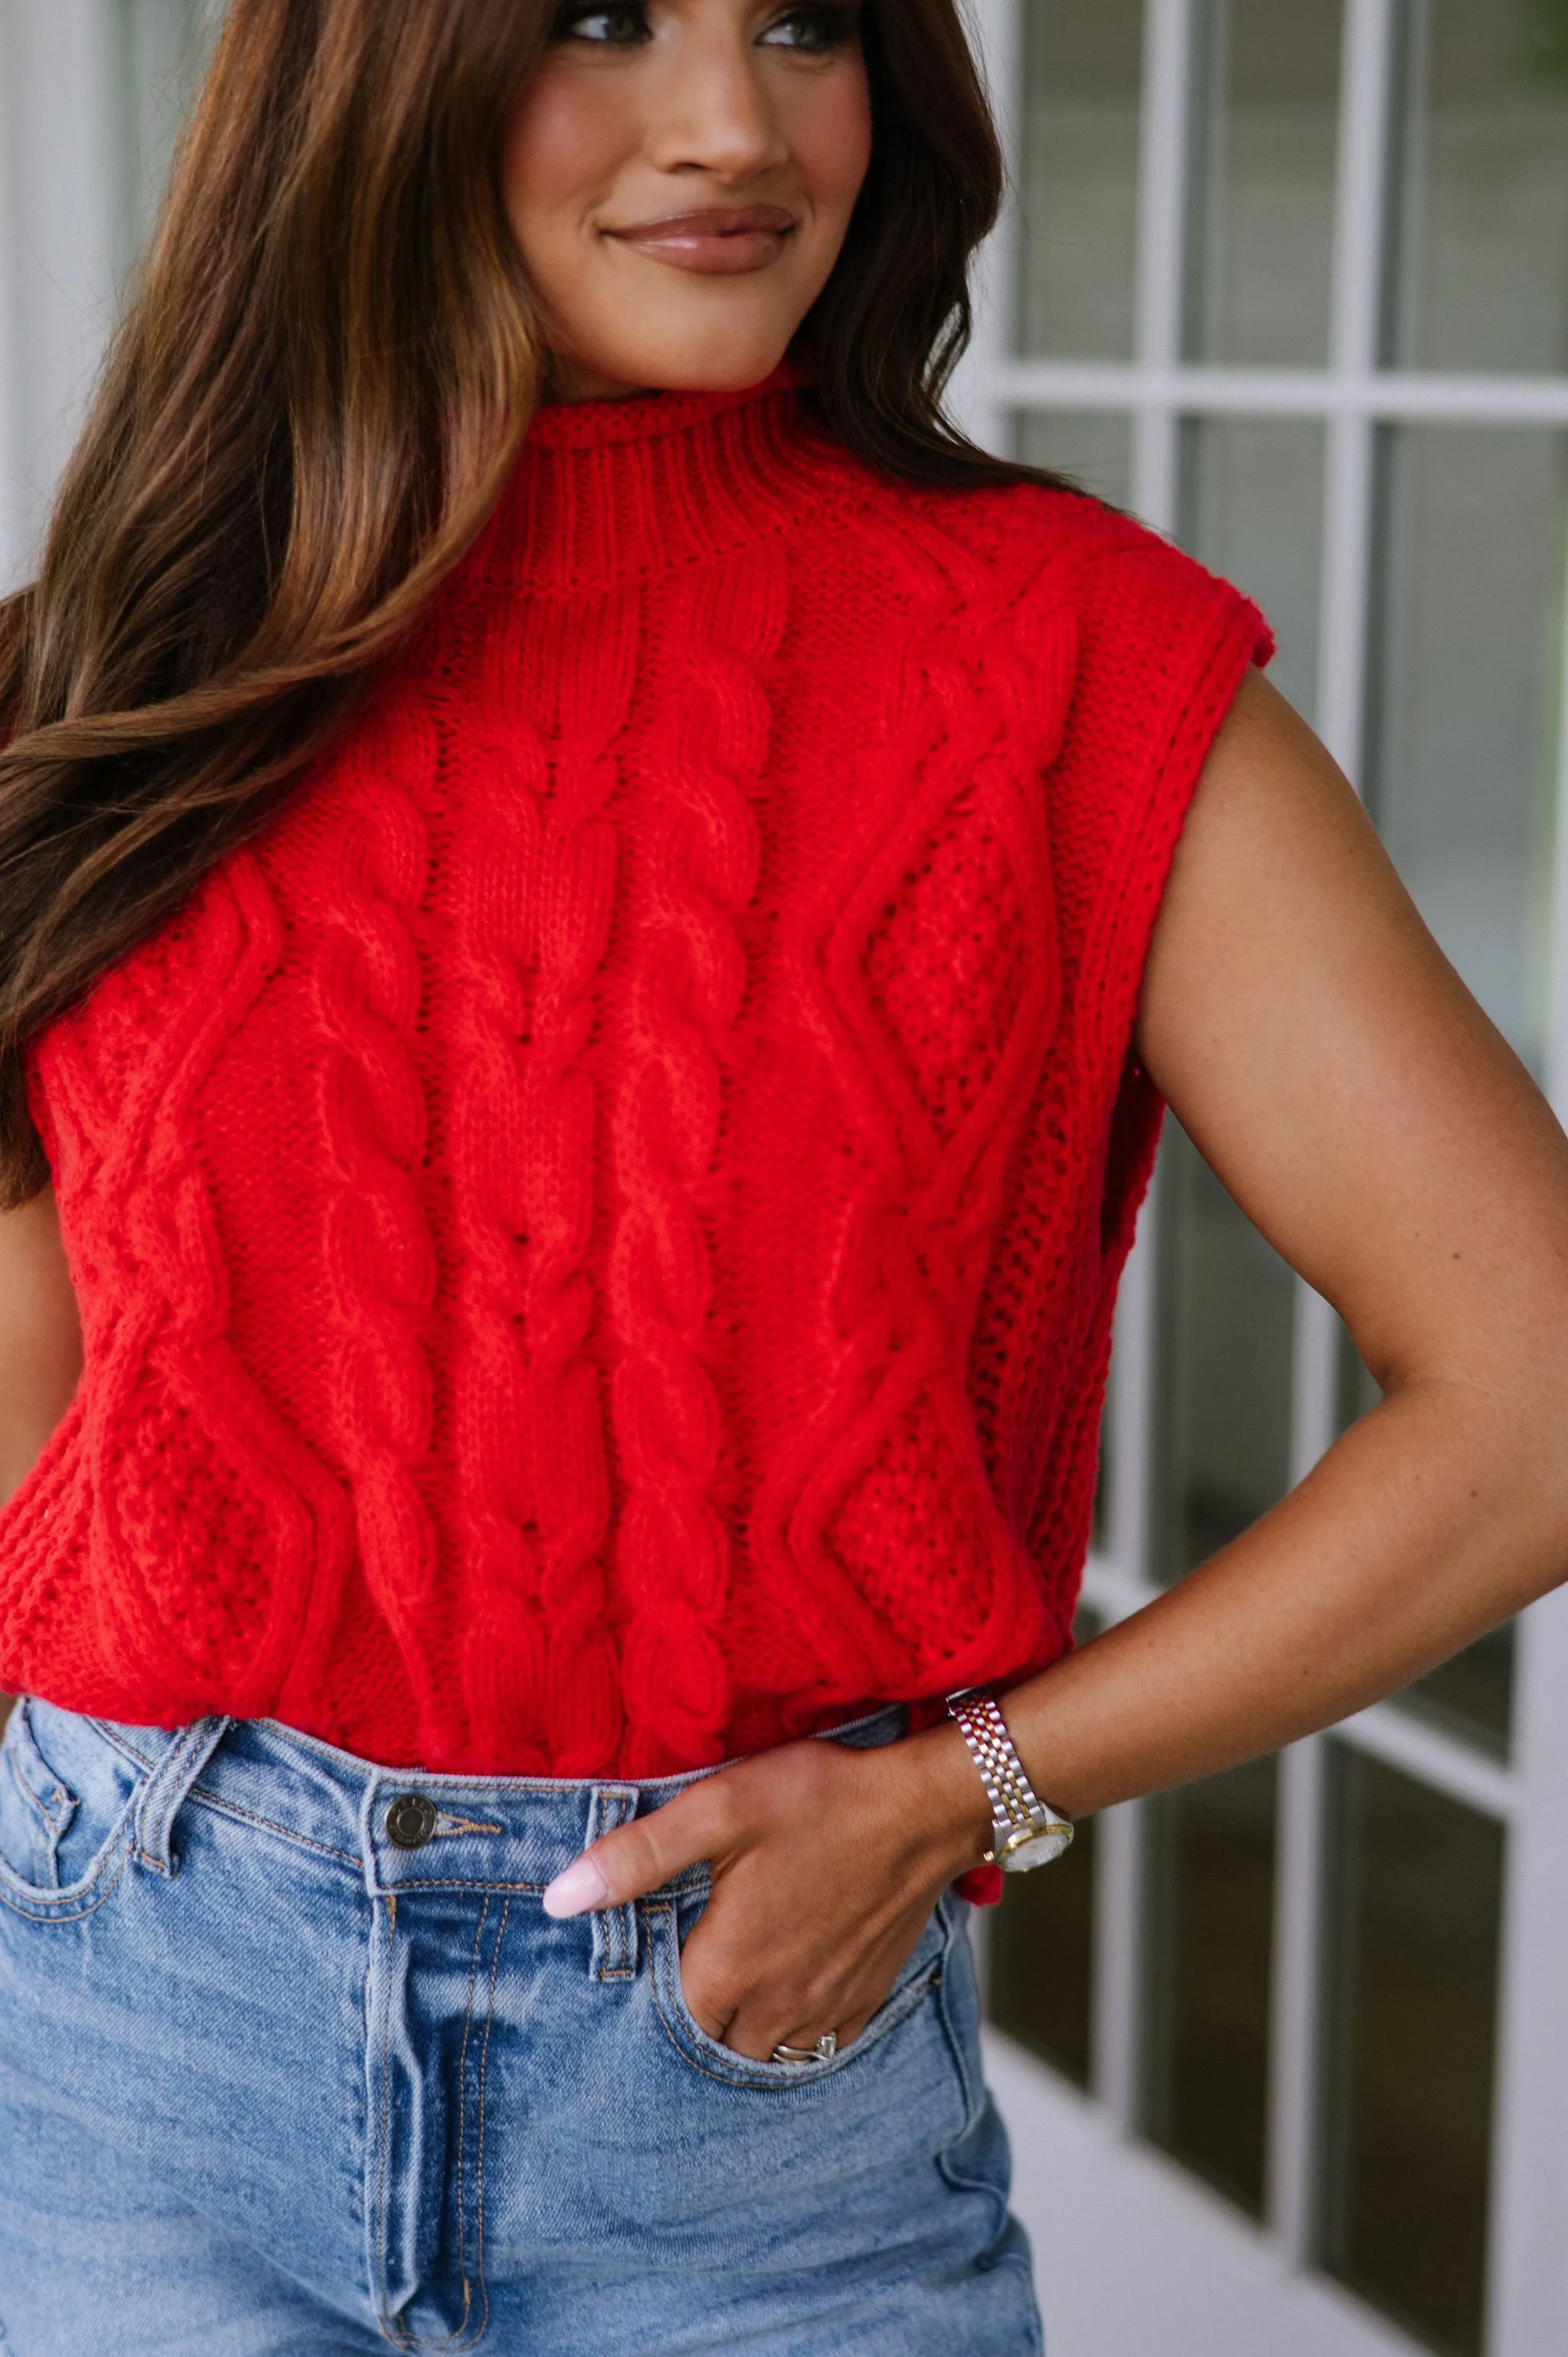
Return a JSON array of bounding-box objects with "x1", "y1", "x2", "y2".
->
[{"x1": 0, "y1": 0, "x2": 122, "y2": 590}]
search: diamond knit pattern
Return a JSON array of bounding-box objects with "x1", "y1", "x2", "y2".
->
[{"x1": 3, "y1": 369, "x2": 1270, "y2": 1776}]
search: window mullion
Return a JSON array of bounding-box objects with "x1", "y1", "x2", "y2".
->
[
  {"x1": 1317, "y1": 0, "x2": 1396, "y2": 784},
  {"x1": 946, "y1": 0, "x2": 1020, "y2": 457},
  {"x1": 1488, "y1": 1589, "x2": 1568, "y2": 2357},
  {"x1": 1267, "y1": 1734, "x2": 1328, "y2": 2264},
  {"x1": 1132, "y1": 0, "x2": 1198, "y2": 531}
]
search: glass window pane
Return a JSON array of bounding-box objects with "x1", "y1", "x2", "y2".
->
[
  {"x1": 1143, "y1": 1755, "x2": 1278, "y2": 2217},
  {"x1": 1387, "y1": 0, "x2": 1568, "y2": 374},
  {"x1": 1018, "y1": 0, "x2": 1145, "y2": 359},
  {"x1": 1398, "y1": 1629, "x2": 1517, "y2": 1761},
  {"x1": 116, "y1": 0, "x2": 209, "y2": 276},
  {"x1": 1015, "y1": 410, "x2": 1135, "y2": 508},
  {"x1": 1092, "y1": 1391, "x2": 1112, "y2": 1551},
  {"x1": 1180, "y1": 415, "x2": 1325, "y2": 723},
  {"x1": 1337, "y1": 1330, "x2": 1516, "y2": 1758},
  {"x1": 1366, "y1": 426, "x2": 1568, "y2": 1078},
  {"x1": 1153, "y1": 1123, "x2": 1296, "y2": 1585},
  {"x1": 987, "y1": 1607, "x2": 1102, "y2": 2087},
  {"x1": 1321, "y1": 1747, "x2": 1504, "y2": 2357},
  {"x1": 1186, "y1": 0, "x2": 1344, "y2": 366}
]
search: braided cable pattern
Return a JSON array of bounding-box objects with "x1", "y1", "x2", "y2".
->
[
  {"x1": 312, "y1": 698, "x2": 443, "y2": 1743},
  {"x1": 522, "y1": 618, "x2": 641, "y2": 1772},
  {"x1": 446, "y1": 711, "x2": 551, "y2": 1767},
  {"x1": 612, "y1": 557, "x2": 786, "y2": 1768}
]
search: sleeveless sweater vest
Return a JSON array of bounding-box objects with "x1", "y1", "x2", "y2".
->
[{"x1": 2, "y1": 370, "x2": 1270, "y2": 1777}]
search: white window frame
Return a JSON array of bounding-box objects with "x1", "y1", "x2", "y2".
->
[{"x1": 953, "y1": 5, "x2": 1568, "y2": 2352}]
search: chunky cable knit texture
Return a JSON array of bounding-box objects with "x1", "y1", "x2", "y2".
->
[{"x1": 3, "y1": 369, "x2": 1269, "y2": 1777}]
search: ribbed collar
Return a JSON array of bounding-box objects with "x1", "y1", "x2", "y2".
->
[{"x1": 479, "y1": 360, "x2": 875, "y2": 592}]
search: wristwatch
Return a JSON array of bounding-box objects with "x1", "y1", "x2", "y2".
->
[{"x1": 946, "y1": 1687, "x2": 1074, "y2": 1872}]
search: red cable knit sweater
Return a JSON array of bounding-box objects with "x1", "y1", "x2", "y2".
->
[{"x1": 1, "y1": 368, "x2": 1269, "y2": 1780}]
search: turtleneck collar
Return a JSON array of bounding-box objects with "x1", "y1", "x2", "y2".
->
[{"x1": 479, "y1": 359, "x2": 877, "y2": 593}]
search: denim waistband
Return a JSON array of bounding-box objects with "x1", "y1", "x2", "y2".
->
[{"x1": 62, "y1": 1701, "x2": 909, "y2": 1909}]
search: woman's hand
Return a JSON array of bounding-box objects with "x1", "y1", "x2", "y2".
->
[{"x1": 543, "y1": 1725, "x2": 991, "y2": 2061}]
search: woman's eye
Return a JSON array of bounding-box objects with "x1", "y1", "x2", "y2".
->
[
  {"x1": 758, "y1": 5, "x2": 860, "y2": 52},
  {"x1": 552, "y1": 5, "x2": 650, "y2": 44}
]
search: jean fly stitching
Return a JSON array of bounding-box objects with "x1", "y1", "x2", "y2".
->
[
  {"x1": 379, "y1": 1894, "x2": 505, "y2": 2354},
  {"x1": 466, "y1": 1895, "x2": 510, "y2": 2350},
  {"x1": 374, "y1": 1894, "x2": 397, "y2": 2342}
]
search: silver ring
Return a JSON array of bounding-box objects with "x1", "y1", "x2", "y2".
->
[{"x1": 769, "y1": 2032, "x2": 838, "y2": 2064}]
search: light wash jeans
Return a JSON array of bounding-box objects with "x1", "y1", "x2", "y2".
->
[{"x1": 0, "y1": 1697, "x2": 1043, "y2": 2355}]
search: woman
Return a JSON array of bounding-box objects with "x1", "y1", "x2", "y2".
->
[{"x1": 1, "y1": 1, "x2": 1565, "y2": 2349}]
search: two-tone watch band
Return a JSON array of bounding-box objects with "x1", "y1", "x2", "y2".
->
[{"x1": 946, "y1": 1686, "x2": 1074, "y2": 1869}]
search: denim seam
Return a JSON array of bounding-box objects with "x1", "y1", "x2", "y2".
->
[
  {"x1": 467, "y1": 1896, "x2": 509, "y2": 2349},
  {"x1": 443, "y1": 1900, "x2": 488, "y2": 2352},
  {"x1": 6, "y1": 1708, "x2": 70, "y2": 1821},
  {"x1": 366, "y1": 1868, "x2": 709, "y2": 1898},
  {"x1": 404, "y1": 1897, "x2": 488, "y2": 2353},
  {"x1": 180, "y1": 1786, "x2": 362, "y2": 1869},
  {"x1": 374, "y1": 1897, "x2": 397, "y2": 2346},
  {"x1": 0, "y1": 1826, "x2": 138, "y2": 1922},
  {"x1": 380, "y1": 1896, "x2": 504, "y2": 2355},
  {"x1": 645, "y1": 1898, "x2": 944, "y2": 2093},
  {"x1": 933, "y1": 1901, "x2": 980, "y2": 2133},
  {"x1": 85, "y1": 1721, "x2": 155, "y2": 1769},
  {"x1": 83, "y1": 1725, "x2": 365, "y2": 1869},
  {"x1": 371, "y1": 1878, "x2": 548, "y2": 1898},
  {"x1": 5, "y1": 1744, "x2": 56, "y2": 1886}
]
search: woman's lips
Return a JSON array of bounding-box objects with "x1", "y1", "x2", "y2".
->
[{"x1": 604, "y1": 206, "x2": 798, "y2": 275}]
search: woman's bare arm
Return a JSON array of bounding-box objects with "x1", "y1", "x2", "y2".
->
[
  {"x1": 0, "y1": 1188, "x2": 83, "y2": 1511},
  {"x1": 969, "y1": 670, "x2": 1568, "y2": 1814},
  {"x1": 0, "y1": 1187, "x2": 82, "y2": 1731}
]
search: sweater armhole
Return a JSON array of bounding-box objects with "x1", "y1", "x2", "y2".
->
[{"x1": 1064, "y1": 544, "x2": 1275, "y2": 1269}]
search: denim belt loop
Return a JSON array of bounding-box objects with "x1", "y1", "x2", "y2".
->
[
  {"x1": 585, "y1": 1785, "x2": 640, "y2": 1982},
  {"x1": 134, "y1": 1716, "x2": 235, "y2": 1878}
]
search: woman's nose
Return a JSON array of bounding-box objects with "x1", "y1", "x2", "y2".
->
[{"x1": 645, "y1": 35, "x2": 791, "y2": 182}]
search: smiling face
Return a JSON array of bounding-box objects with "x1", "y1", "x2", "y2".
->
[{"x1": 503, "y1": 1, "x2": 874, "y2": 400}]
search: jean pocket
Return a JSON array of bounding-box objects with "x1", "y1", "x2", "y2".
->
[
  {"x1": 0, "y1": 1702, "x2": 143, "y2": 1918},
  {"x1": 645, "y1": 1888, "x2": 952, "y2": 2093}
]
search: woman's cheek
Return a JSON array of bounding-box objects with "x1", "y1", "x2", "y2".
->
[
  {"x1": 501, "y1": 76, "x2": 627, "y2": 263},
  {"x1": 789, "y1": 70, "x2": 873, "y2": 222}
]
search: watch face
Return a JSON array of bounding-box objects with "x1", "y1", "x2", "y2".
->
[{"x1": 998, "y1": 1822, "x2": 1074, "y2": 1872}]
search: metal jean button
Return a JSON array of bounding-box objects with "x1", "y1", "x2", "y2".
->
[{"x1": 385, "y1": 1793, "x2": 439, "y2": 1850}]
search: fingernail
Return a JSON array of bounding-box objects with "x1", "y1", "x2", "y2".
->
[{"x1": 542, "y1": 1854, "x2": 611, "y2": 1919}]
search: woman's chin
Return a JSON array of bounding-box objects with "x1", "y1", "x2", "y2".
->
[{"x1": 547, "y1": 325, "x2": 797, "y2": 404}]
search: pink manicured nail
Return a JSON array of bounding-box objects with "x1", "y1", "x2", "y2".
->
[{"x1": 543, "y1": 1854, "x2": 611, "y2": 1918}]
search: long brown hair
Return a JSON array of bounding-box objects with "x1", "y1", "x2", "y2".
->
[{"x1": 0, "y1": 0, "x2": 1044, "y2": 1205}]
